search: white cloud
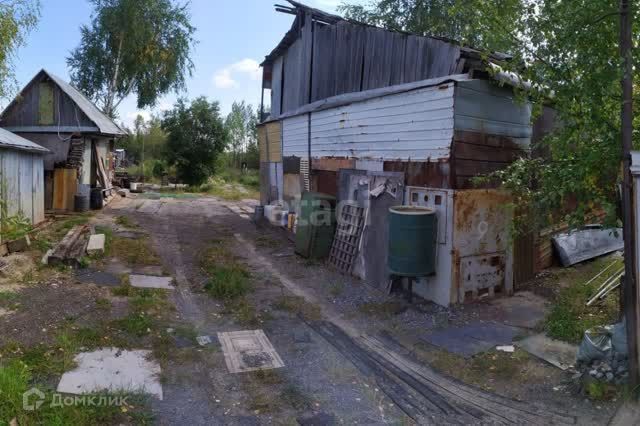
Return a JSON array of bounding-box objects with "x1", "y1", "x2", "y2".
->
[
  {"x1": 127, "y1": 110, "x2": 151, "y2": 122},
  {"x1": 213, "y1": 58, "x2": 262, "y2": 89}
]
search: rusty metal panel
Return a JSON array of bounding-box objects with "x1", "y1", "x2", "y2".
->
[
  {"x1": 453, "y1": 190, "x2": 513, "y2": 302},
  {"x1": 312, "y1": 157, "x2": 355, "y2": 172},
  {"x1": 459, "y1": 254, "x2": 506, "y2": 297},
  {"x1": 384, "y1": 160, "x2": 451, "y2": 188},
  {"x1": 311, "y1": 170, "x2": 338, "y2": 196}
]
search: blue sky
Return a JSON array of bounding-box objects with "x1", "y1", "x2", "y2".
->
[{"x1": 5, "y1": 0, "x2": 346, "y2": 127}]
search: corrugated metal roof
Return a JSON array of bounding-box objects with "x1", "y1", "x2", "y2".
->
[
  {"x1": 43, "y1": 70, "x2": 125, "y2": 136},
  {"x1": 0, "y1": 127, "x2": 48, "y2": 153}
]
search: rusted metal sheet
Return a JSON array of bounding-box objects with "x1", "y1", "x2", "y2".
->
[
  {"x1": 311, "y1": 157, "x2": 355, "y2": 172},
  {"x1": 384, "y1": 160, "x2": 451, "y2": 188},
  {"x1": 311, "y1": 170, "x2": 338, "y2": 197},
  {"x1": 453, "y1": 190, "x2": 513, "y2": 302},
  {"x1": 452, "y1": 130, "x2": 527, "y2": 189}
]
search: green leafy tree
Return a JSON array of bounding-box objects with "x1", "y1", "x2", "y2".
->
[
  {"x1": 162, "y1": 97, "x2": 228, "y2": 185},
  {"x1": 341, "y1": 0, "x2": 636, "y2": 232},
  {"x1": 225, "y1": 101, "x2": 258, "y2": 168},
  {"x1": 0, "y1": 0, "x2": 39, "y2": 100},
  {"x1": 67, "y1": 0, "x2": 196, "y2": 118}
]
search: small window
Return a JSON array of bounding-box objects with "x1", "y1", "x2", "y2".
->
[
  {"x1": 423, "y1": 195, "x2": 429, "y2": 202},
  {"x1": 435, "y1": 195, "x2": 442, "y2": 205},
  {"x1": 411, "y1": 193, "x2": 418, "y2": 202}
]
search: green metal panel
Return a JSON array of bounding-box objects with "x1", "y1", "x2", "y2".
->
[
  {"x1": 295, "y1": 191, "x2": 336, "y2": 258},
  {"x1": 388, "y1": 206, "x2": 437, "y2": 277}
]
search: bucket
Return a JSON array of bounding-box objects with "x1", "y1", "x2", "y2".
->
[
  {"x1": 253, "y1": 205, "x2": 265, "y2": 221},
  {"x1": 130, "y1": 182, "x2": 139, "y2": 191},
  {"x1": 90, "y1": 188, "x2": 104, "y2": 210},
  {"x1": 74, "y1": 194, "x2": 90, "y2": 212}
]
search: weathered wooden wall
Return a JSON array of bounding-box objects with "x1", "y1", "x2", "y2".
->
[
  {"x1": 270, "y1": 19, "x2": 462, "y2": 117},
  {"x1": 0, "y1": 148, "x2": 45, "y2": 229},
  {"x1": 2, "y1": 74, "x2": 95, "y2": 129},
  {"x1": 451, "y1": 79, "x2": 531, "y2": 189}
]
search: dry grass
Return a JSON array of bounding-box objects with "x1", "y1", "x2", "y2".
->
[
  {"x1": 272, "y1": 295, "x2": 321, "y2": 321},
  {"x1": 110, "y1": 236, "x2": 161, "y2": 266}
]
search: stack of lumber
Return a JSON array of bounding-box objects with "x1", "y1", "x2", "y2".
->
[{"x1": 47, "y1": 225, "x2": 90, "y2": 268}]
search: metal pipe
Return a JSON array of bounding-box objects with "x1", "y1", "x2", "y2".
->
[{"x1": 583, "y1": 260, "x2": 620, "y2": 286}]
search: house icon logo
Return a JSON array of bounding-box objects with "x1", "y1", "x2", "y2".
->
[{"x1": 23, "y1": 388, "x2": 45, "y2": 411}]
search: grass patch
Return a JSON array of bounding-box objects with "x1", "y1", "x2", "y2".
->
[
  {"x1": 200, "y1": 241, "x2": 251, "y2": 300},
  {"x1": 204, "y1": 265, "x2": 250, "y2": 299},
  {"x1": 254, "y1": 235, "x2": 280, "y2": 249},
  {"x1": 115, "y1": 216, "x2": 138, "y2": 229},
  {"x1": 545, "y1": 257, "x2": 622, "y2": 343},
  {"x1": 272, "y1": 295, "x2": 321, "y2": 321},
  {"x1": 358, "y1": 301, "x2": 406, "y2": 319},
  {"x1": 110, "y1": 236, "x2": 160, "y2": 266},
  {"x1": 113, "y1": 313, "x2": 153, "y2": 337},
  {"x1": 0, "y1": 291, "x2": 19, "y2": 306},
  {"x1": 0, "y1": 360, "x2": 151, "y2": 425}
]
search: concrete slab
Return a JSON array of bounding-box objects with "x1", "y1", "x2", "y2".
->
[
  {"x1": 56, "y1": 348, "x2": 163, "y2": 399},
  {"x1": 421, "y1": 322, "x2": 521, "y2": 358},
  {"x1": 610, "y1": 402, "x2": 640, "y2": 426},
  {"x1": 75, "y1": 269, "x2": 121, "y2": 287},
  {"x1": 218, "y1": 330, "x2": 285, "y2": 373},
  {"x1": 130, "y1": 274, "x2": 174, "y2": 290},
  {"x1": 488, "y1": 291, "x2": 549, "y2": 329},
  {"x1": 86, "y1": 234, "x2": 105, "y2": 255},
  {"x1": 516, "y1": 333, "x2": 577, "y2": 370}
]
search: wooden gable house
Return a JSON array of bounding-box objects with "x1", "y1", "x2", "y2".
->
[{"x1": 0, "y1": 69, "x2": 125, "y2": 211}]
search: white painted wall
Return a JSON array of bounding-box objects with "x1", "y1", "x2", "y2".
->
[
  {"x1": 282, "y1": 114, "x2": 309, "y2": 158},
  {"x1": 308, "y1": 84, "x2": 454, "y2": 160}
]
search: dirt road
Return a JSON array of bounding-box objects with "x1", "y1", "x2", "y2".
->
[{"x1": 105, "y1": 194, "x2": 612, "y2": 425}]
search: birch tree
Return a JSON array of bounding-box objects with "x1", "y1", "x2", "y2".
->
[
  {"x1": 67, "y1": 0, "x2": 196, "y2": 118},
  {"x1": 0, "y1": 0, "x2": 39, "y2": 100}
]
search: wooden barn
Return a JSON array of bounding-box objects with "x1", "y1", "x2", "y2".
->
[
  {"x1": 258, "y1": 2, "x2": 548, "y2": 306},
  {"x1": 0, "y1": 127, "x2": 48, "y2": 229},
  {"x1": 0, "y1": 69, "x2": 125, "y2": 211}
]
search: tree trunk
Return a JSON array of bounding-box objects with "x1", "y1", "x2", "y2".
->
[{"x1": 104, "y1": 34, "x2": 124, "y2": 117}]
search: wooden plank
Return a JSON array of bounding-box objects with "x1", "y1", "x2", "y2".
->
[
  {"x1": 271, "y1": 57, "x2": 283, "y2": 117},
  {"x1": 311, "y1": 22, "x2": 337, "y2": 102},
  {"x1": 18, "y1": 154, "x2": 33, "y2": 222},
  {"x1": 3, "y1": 151, "x2": 21, "y2": 217},
  {"x1": 48, "y1": 224, "x2": 89, "y2": 267},
  {"x1": 32, "y1": 155, "x2": 45, "y2": 224},
  {"x1": 53, "y1": 168, "x2": 77, "y2": 211},
  {"x1": 334, "y1": 22, "x2": 365, "y2": 95}
]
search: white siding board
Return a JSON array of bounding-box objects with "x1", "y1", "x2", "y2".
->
[
  {"x1": 309, "y1": 84, "x2": 454, "y2": 160},
  {"x1": 282, "y1": 114, "x2": 309, "y2": 158}
]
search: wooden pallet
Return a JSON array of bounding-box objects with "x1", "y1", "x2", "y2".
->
[{"x1": 329, "y1": 205, "x2": 366, "y2": 273}]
